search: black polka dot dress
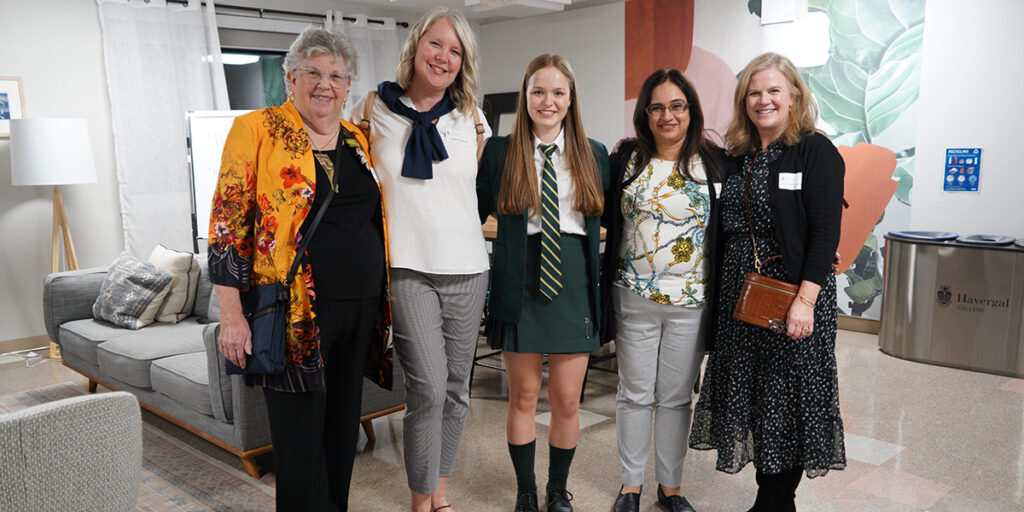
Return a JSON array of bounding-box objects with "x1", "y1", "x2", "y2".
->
[{"x1": 689, "y1": 143, "x2": 846, "y2": 478}]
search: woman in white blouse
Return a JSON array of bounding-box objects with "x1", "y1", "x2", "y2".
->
[
  {"x1": 349, "y1": 7, "x2": 490, "y2": 512},
  {"x1": 601, "y1": 69, "x2": 723, "y2": 512}
]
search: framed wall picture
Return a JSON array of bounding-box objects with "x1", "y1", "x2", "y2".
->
[{"x1": 0, "y1": 76, "x2": 26, "y2": 137}]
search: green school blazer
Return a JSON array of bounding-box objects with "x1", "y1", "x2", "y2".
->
[{"x1": 476, "y1": 135, "x2": 611, "y2": 342}]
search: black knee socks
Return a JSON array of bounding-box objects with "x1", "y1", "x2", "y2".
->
[
  {"x1": 508, "y1": 441, "x2": 537, "y2": 492},
  {"x1": 508, "y1": 441, "x2": 578, "y2": 492},
  {"x1": 547, "y1": 444, "x2": 576, "y2": 490}
]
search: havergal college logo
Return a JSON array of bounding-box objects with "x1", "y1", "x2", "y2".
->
[{"x1": 936, "y1": 285, "x2": 952, "y2": 307}]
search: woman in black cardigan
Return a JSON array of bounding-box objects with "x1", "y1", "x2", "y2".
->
[{"x1": 688, "y1": 52, "x2": 847, "y2": 512}]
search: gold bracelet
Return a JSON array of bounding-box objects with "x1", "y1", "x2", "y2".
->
[{"x1": 798, "y1": 295, "x2": 816, "y2": 308}]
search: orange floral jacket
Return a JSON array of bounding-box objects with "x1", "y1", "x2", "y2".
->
[{"x1": 208, "y1": 101, "x2": 392, "y2": 391}]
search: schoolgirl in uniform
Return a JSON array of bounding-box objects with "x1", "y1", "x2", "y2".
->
[{"x1": 477, "y1": 53, "x2": 610, "y2": 512}]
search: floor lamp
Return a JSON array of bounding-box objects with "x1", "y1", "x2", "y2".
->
[{"x1": 11, "y1": 118, "x2": 98, "y2": 359}]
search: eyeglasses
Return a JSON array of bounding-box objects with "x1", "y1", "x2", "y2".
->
[
  {"x1": 296, "y1": 67, "x2": 350, "y2": 88},
  {"x1": 645, "y1": 101, "x2": 689, "y2": 116}
]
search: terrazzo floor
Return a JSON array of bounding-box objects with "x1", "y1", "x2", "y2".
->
[{"x1": 2, "y1": 330, "x2": 1022, "y2": 511}]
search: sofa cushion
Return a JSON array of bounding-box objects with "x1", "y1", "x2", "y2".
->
[
  {"x1": 151, "y1": 352, "x2": 213, "y2": 417},
  {"x1": 96, "y1": 320, "x2": 206, "y2": 389},
  {"x1": 59, "y1": 319, "x2": 133, "y2": 367},
  {"x1": 149, "y1": 245, "x2": 201, "y2": 324},
  {"x1": 202, "y1": 324, "x2": 233, "y2": 422},
  {"x1": 92, "y1": 254, "x2": 173, "y2": 330},
  {"x1": 206, "y1": 288, "x2": 220, "y2": 322},
  {"x1": 193, "y1": 254, "x2": 215, "y2": 321}
]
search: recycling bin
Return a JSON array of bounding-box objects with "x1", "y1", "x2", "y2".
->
[{"x1": 879, "y1": 231, "x2": 1024, "y2": 377}]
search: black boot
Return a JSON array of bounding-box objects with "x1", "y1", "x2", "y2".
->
[{"x1": 747, "y1": 467, "x2": 801, "y2": 512}]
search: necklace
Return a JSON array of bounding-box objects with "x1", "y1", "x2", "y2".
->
[{"x1": 309, "y1": 126, "x2": 341, "y2": 192}]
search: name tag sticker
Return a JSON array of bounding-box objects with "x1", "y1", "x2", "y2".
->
[{"x1": 778, "y1": 172, "x2": 803, "y2": 190}]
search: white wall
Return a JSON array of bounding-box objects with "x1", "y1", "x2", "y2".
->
[
  {"x1": 477, "y1": 3, "x2": 626, "y2": 148},
  {"x1": 1, "y1": 0, "x2": 123, "y2": 341},
  {"x1": 911, "y1": 0, "x2": 1024, "y2": 238}
]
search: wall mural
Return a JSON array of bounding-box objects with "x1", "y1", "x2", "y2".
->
[{"x1": 624, "y1": 0, "x2": 925, "y2": 319}]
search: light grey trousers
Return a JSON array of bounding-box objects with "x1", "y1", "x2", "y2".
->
[
  {"x1": 389, "y1": 268, "x2": 489, "y2": 495},
  {"x1": 613, "y1": 284, "x2": 706, "y2": 488}
]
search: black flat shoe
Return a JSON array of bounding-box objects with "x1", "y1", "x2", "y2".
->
[
  {"x1": 657, "y1": 486, "x2": 696, "y2": 512},
  {"x1": 515, "y1": 489, "x2": 539, "y2": 512},
  {"x1": 545, "y1": 485, "x2": 574, "y2": 512},
  {"x1": 612, "y1": 485, "x2": 641, "y2": 512}
]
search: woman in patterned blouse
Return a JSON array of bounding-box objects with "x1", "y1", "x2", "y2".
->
[
  {"x1": 602, "y1": 69, "x2": 722, "y2": 512},
  {"x1": 209, "y1": 27, "x2": 390, "y2": 511},
  {"x1": 688, "y1": 52, "x2": 846, "y2": 512}
]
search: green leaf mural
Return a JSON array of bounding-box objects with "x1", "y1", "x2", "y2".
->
[
  {"x1": 809, "y1": 0, "x2": 829, "y2": 11},
  {"x1": 827, "y1": 0, "x2": 925, "y2": 70},
  {"x1": 808, "y1": 57, "x2": 869, "y2": 135},
  {"x1": 864, "y1": 25, "x2": 923, "y2": 138},
  {"x1": 808, "y1": 16, "x2": 923, "y2": 140},
  {"x1": 842, "y1": 234, "x2": 884, "y2": 314},
  {"x1": 894, "y1": 156, "x2": 914, "y2": 205},
  {"x1": 797, "y1": 0, "x2": 925, "y2": 317}
]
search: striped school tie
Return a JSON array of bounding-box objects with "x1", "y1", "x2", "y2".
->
[{"x1": 539, "y1": 143, "x2": 562, "y2": 301}]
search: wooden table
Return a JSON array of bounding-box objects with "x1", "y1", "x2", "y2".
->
[{"x1": 482, "y1": 215, "x2": 606, "y2": 240}]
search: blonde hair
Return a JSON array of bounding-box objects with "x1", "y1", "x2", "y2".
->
[
  {"x1": 395, "y1": 7, "x2": 481, "y2": 115},
  {"x1": 724, "y1": 52, "x2": 818, "y2": 156},
  {"x1": 497, "y1": 54, "x2": 603, "y2": 218}
]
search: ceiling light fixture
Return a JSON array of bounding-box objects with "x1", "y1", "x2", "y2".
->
[
  {"x1": 221, "y1": 53, "x2": 261, "y2": 65},
  {"x1": 465, "y1": 0, "x2": 571, "y2": 17}
]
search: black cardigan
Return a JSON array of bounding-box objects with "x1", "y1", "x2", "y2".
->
[
  {"x1": 478, "y1": 135, "x2": 611, "y2": 342},
  {"x1": 702, "y1": 132, "x2": 845, "y2": 351},
  {"x1": 739, "y1": 132, "x2": 845, "y2": 287},
  {"x1": 600, "y1": 139, "x2": 727, "y2": 347}
]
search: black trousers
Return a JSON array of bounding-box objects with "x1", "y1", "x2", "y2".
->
[{"x1": 263, "y1": 297, "x2": 378, "y2": 512}]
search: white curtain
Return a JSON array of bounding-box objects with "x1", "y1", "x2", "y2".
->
[
  {"x1": 98, "y1": 0, "x2": 229, "y2": 256},
  {"x1": 328, "y1": 11, "x2": 400, "y2": 116}
]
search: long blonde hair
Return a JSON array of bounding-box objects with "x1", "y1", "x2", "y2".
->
[
  {"x1": 395, "y1": 7, "x2": 481, "y2": 115},
  {"x1": 497, "y1": 54, "x2": 603, "y2": 218},
  {"x1": 724, "y1": 52, "x2": 818, "y2": 155}
]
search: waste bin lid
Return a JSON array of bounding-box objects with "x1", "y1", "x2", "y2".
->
[
  {"x1": 957, "y1": 234, "x2": 1015, "y2": 246},
  {"x1": 888, "y1": 230, "x2": 959, "y2": 241}
]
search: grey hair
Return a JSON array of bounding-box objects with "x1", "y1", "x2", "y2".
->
[{"x1": 283, "y1": 26, "x2": 357, "y2": 90}]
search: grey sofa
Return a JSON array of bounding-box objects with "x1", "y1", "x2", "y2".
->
[
  {"x1": 0, "y1": 392, "x2": 142, "y2": 511},
  {"x1": 43, "y1": 256, "x2": 406, "y2": 478}
]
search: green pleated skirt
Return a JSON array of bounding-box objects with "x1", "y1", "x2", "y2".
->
[{"x1": 486, "y1": 234, "x2": 598, "y2": 354}]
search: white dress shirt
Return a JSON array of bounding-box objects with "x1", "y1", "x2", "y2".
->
[{"x1": 526, "y1": 129, "x2": 587, "y2": 236}]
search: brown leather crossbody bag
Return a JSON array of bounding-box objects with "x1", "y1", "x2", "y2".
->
[{"x1": 732, "y1": 152, "x2": 798, "y2": 333}]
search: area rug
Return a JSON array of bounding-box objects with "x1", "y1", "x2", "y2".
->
[{"x1": 0, "y1": 383, "x2": 276, "y2": 512}]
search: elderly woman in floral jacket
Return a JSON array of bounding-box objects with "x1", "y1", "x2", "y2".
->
[{"x1": 208, "y1": 27, "x2": 391, "y2": 512}]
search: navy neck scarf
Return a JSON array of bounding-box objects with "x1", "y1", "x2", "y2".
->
[{"x1": 377, "y1": 81, "x2": 456, "y2": 180}]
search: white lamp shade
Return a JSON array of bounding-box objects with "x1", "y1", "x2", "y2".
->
[{"x1": 10, "y1": 118, "x2": 98, "y2": 186}]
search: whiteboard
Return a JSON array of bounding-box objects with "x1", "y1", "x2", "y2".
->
[{"x1": 187, "y1": 110, "x2": 251, "y2": 250}]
